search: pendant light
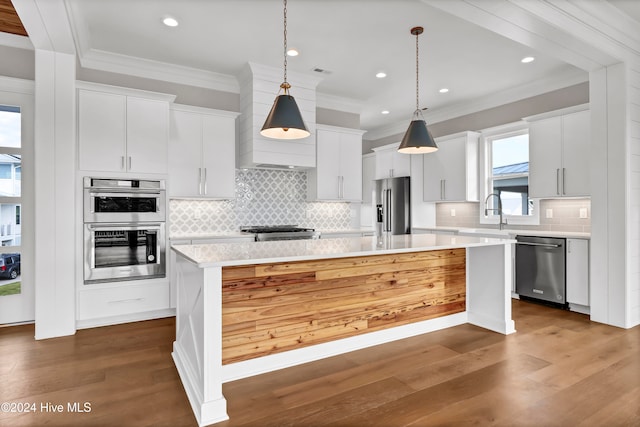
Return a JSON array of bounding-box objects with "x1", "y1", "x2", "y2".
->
[
  {"x1": 260, "y1": 0, "x2": 310, "y2": 140},
  {"x1": 398, "y1": 26, "x2": 438, "y2": 154}
]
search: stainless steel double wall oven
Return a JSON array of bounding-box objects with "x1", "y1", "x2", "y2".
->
[{"x1": 83, "y1": 177, "x2": 166, "y2": 283}]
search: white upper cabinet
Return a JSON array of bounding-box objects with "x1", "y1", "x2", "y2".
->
[
  {"x1": 169, "y1": 104, "x2": 239, "y2": 199},
  {"x1": 362, "y1": 153, "x2": 376, "y2": 204},
  {"x1": 423, "y1": 131, "x2": 479, "y2": 202},
  {"x1": 308, "y1": 125, "x2": 365, "y2": 201},
  {"x1": 77, "y1": 82, "x2": 174, "y2": 174},
  {"x1": 373, "y1": 144, "x2": 411, "y2": 179},
  {"x1": 527, "y1": 106, "x2": 590, "y2": 198}
]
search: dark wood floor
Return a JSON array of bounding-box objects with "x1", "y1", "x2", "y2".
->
[{"x1": 1, "y1": 299, "x2": 638, "y2": 426}]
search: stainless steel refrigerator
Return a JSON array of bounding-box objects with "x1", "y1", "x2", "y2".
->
[{"x1": 374, "y1": 177, "x2": 411, "y2": 235}]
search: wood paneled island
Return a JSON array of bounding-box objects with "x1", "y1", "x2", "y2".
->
[{"x1": 171, "y1": 233, "x2": 515, "y2": 426}]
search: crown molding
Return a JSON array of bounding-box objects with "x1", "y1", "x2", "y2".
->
[
  {"x1": 364, "y1": 68, "x2": 588, "y2": 141},
  {"x1": 79, "y1": 48, "x2": 240, "y2": 93},
  {"x1": 0, "y1": 75, "x2": 35, "y2": 94},
  {"x1": 316, "y1": 92, "x2": 365, "y2": 114},
  {"x1": 0, "y1": 33, "x2": 33, "y2": 50}
]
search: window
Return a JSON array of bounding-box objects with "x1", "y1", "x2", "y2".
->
[{"x1": 480, "y1": 124, "x2": 539, "y2": 226}]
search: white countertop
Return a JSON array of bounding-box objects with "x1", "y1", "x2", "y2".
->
[
  {"x1": 413, "y1": 226, "x2": 590, "y2": 240},
  {"x1": 172, "y1": 233, "x2": 516, "y2": 268}
]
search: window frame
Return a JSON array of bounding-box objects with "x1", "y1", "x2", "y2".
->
[{"x1": 479, "y1": 121, "x2": 540, "y2": 226}]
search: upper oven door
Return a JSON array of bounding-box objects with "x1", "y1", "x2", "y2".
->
[{"x1": 84, "y1": 189, "x2": 165, "y2": 223}]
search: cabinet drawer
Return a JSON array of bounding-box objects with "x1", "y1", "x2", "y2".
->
[{"x1": 78, "y1": 281, "x2": 170, "y2": 320}]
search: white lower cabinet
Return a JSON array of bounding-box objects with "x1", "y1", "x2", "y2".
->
[
  {"x1": 566, "y1": 238, "x2": 589, "y2": 308},
  {"x1": 77, "y1": 281, "x2": 170, "y2": 323}
]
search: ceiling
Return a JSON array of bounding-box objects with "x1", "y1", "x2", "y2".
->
[{"x1": 5, "y1": 1, "x2": 640, "y2": 135}]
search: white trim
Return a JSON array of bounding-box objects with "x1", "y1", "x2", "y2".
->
[
  {"x1": 0, "y1": 76, "x2": 35, "y2": 95},
  {"x1": 80, "y1": 49, "x2": 240, "y2": 93},
  {"x1": 523, "y1": 103, "x2": 590, "y2": 122},
  {"x1": 170, "y1": 103, "x2": 240, "y2": 118},
  {"x1": 315, "y1": 123, "x2": 366, "y2": 135},
  {"x1": 75, "y1": 80, "x2": 176, "y2": 102},
  {"x1": 75, "y1": 308, "x2": 175, "y2": 329},
  {"x1": 0, "y1": 33, "x2": 33, "y2": 50},
  {"x1": 316, "y1": 92, "x2": 365, "y2": 114}
]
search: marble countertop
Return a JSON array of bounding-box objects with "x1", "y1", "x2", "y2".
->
[{"x1": 172, "y1": 233, "x2": 516, "y2": 268}]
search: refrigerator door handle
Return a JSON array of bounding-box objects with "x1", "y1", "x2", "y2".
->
[{"x1": 386, "y1": 188, "x2": 392, "y2": 232}]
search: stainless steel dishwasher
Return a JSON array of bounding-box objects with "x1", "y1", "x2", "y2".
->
[{"x1": 515, "y1": 235, "x2": 567, "y2": 306}]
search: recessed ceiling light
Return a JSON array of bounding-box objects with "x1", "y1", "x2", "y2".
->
[
  {"x1": 381, "y1": 110, "x2": 390, "y2": 115},
  {"x1": 521, "y1": 56, "x2": 535, "y2": 63},
  {"x1": 287, "y1": 48, "x2": 299, "y2": 57},
  {"x1": 376, "y1": 72, "x2": 387, "y2": 79},
  {"x1": 163, "y1": 17, "x2": 178, "y2": 27},
  {"x1": 439, "y1": 88, "x2": 449, "y2": 93}
]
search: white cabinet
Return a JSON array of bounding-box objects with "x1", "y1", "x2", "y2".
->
[
  {"x1": 362, "y1": 153, "x2": 376, "y2": 204},
  {"x1": 527, "y1": 106, "x2": 590, "y2": 198},
  {"x1": 77, "y1": 280, "x2": 170, "y2": 324},
  {"x1": 373, "y1": 144, "x2": 411, "y2": 179},
  {"x1": 567, "y1": 238, "x2": 589, "y2": 307},
  {"x1": 169, "y1": 104, "x2": 239, "y2": 199},
  {"x1": 308, "y1": 125, "x2": 365, "y2": 201},
  {"x1": 423, "y1": 131, "x2": 479, "y2": 202},
  {"x1": 77, "y1": 82, "x2": 174, "y2": 174}
]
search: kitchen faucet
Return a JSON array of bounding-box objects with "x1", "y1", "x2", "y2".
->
[{"x1": 484, "y1": 192, "x2": 507, "y2": 230}]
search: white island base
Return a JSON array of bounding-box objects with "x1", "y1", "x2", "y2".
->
[{"x1": 171, "y1": 234, "x2": 515, "y2": 426}]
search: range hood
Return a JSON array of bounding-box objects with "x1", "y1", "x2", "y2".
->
[{"x1": 238, "y1": 62, "x2": 322, "y2": 169}]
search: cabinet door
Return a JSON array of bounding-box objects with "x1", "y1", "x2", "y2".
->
[
  {"x1": 315, "y1": 130, "x2": 341, "y2": 199},
  {"x1": 362, "y1": 154, "x2": 376, "y2": 204},
  {"x1": 566, "y1": 238, "x2": 589, "y2": 306},
  {"x1": 126, "y1": 97, "x2": 169, "y2": 174},
  {"x1": 439, "y1": 137, "x2": 467, "y2": 201},
  {"x1": 339, "y1": 132, "x2": 362, "y2": 201},
  {"x1": 561, "y1": 110, "x2": 590, "y2": 197},
  {"x1": 202, "y1": 114, "x2": 236, "y2": 199},
  {"x1": 169, "y1": 110, "x2": 203, "y2": 197},
  {"x1": 78, "y1": 90, "x2": 127, "y2": 172},
  {"x1": 374, "y1": 149, "x2": 394, "y2": 179},
  {"x1": 391, "y1": 151, "x2": 412, "y2": 177},
  {"x1": 423, "y1": 150, "x2": 446, "y2": 201},
  {"x1": 529, "y1": 116, "x2": 562, "y2": 198}
]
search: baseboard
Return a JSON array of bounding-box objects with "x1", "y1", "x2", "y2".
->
[{"x1": 76, "y1": 308, "x2": 175, "y2": 329}]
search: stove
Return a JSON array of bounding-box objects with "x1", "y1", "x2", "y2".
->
[{"x1": 240, "y1": 225, "x2": 321, "y2": 242}]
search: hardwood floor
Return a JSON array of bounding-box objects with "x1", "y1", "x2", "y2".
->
[{"x1": 1, "y1": 300, "x2": 638, "y2": 426}]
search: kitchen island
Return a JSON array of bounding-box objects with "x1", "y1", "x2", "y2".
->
[{"x1": 171, "y1": 233, "x2": 515, "y2": 426}]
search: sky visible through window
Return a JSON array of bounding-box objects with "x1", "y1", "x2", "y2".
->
[
  {"x1": 0, "y1": 109, "x2": 21, "y2": 148},
  {"x1": 492, "y1": 134, "x2": 528, "y2": 169}
]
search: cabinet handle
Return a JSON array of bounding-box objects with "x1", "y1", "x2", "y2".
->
[
  {"x1": 198, "y1": 168, "x2": 202, "y2": 195},
  {"x1": 562, "y1": 168, "x2": 566, "y2": 195},
  {"x1": 568, "y1": 240, "x2": 572, "y2": 253},
  {"x1": 121, "y1": 156, "x2": 125, "y2": 170},
  {"x1": 203, "y1": 168, "x2": 208, "y2": 195},
  {"x1": 390, "y1": 168, "x2": 394, "y2": 178},
  {"x1": 341, "y1": 176, "x2": 344, "y2": 199},
  {"x1": 128, "y1": 156, "x2": 132, "y2": 170},
  {"x1": 556, "y1": 169, "x2": 561, "y2": 195}
]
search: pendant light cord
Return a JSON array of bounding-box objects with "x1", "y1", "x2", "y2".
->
[
  {"x1": 415, "y1": 29, "x2": 420, "y2": 112},
  {"x1": 282, "y1": 0, "x2": 289, "y2": 94}
]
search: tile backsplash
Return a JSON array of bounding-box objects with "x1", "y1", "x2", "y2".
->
[
  {"x1": 169, "y1": 169, "x2": 354, "y2": 237},
  {"x1": 436, "y1": 198, "x2": 591, "y2": 233}
]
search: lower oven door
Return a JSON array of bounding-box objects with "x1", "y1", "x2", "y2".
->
[{"x1": 84, "y1": 222, "x2": 166, "y2": 284}]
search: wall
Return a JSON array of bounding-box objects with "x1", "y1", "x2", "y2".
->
[
  {"x1": 170, "y1": 168, "x2": 356, "y2": 237},
  {"x1": 364, "y1": 82, "x2": 589, "y2": 153},
  {"x1": 435, "y1": 198, "x2": 591, "y2": 234},
  {"x1": 0, "y1": 45, "x2": 34, "y2": 80}
]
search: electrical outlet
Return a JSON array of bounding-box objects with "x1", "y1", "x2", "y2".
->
[
  {"x1": 194, "y1": 209, "x2": 202, "y2": 220},
  {"x1": 579, "y1": 208, "x2": 588, "y2": 219},
  {"x1": 450, "y1": 208, "x2": 456, "y2": 217},
  {"x1": 546, "y1": 208, "x2": 553, "y2": 219}
]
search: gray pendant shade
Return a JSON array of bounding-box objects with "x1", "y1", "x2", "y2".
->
[
  {"x1": 260, "y1": 94, "x2": 310, "y2": 139},
  {"x1": 397, "y1": 118, "x2": 438, "y2": 154}
]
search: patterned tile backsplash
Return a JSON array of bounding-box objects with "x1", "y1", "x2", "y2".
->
[{"x1": 169, "y1": 169, "x2": 353, "y2": 237}]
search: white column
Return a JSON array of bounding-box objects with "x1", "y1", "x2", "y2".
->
[{"x1": 33, "y1": 50, "x2": 77, "y2": 339}]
